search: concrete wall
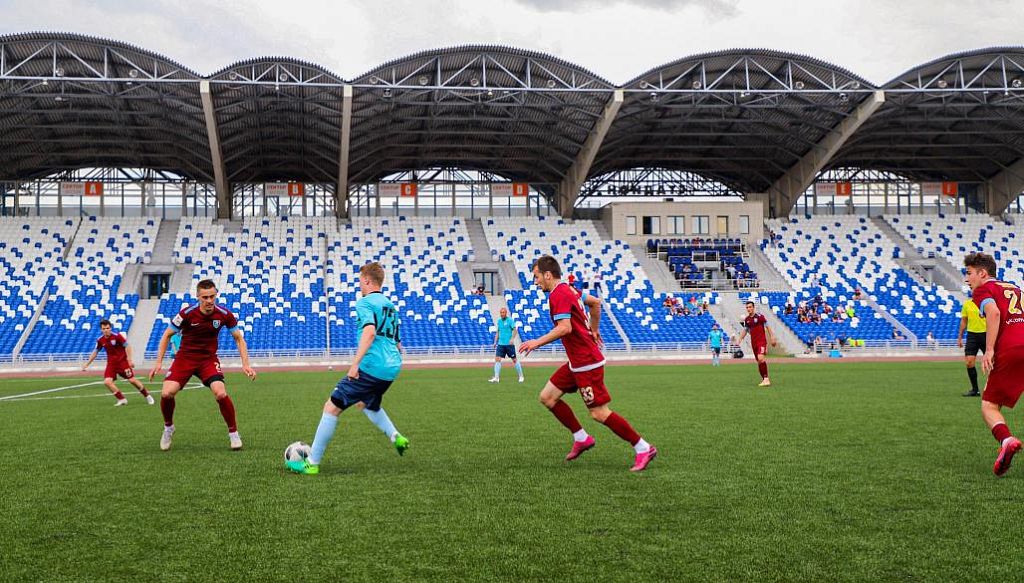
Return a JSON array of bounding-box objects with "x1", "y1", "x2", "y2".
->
[{"x1": 600, "y1": 201, "x2": 766, "y2": 245}]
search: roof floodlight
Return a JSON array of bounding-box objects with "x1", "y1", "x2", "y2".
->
[
  {"x1": 1012, "y1": 78, "x2": 1023, "y2": 89},
  {"x1": 849, "y1": 81, "x2": 860, "y2": 90},
  {"x1": 278, "y1": 73, "x2": 288, "y2": 82},
  {"x1": 650, "y1": 91, "x2": 658, "y2": 102},
  {"x1": 383, "y1": 88, "x2": 392, "y2": 98},
  {"x1": 936, "y1": 79, "x2": 948, "y2": 88},
  {"x1": 692, "y1": 81, "x2": 702, "y2": 90},
  {"x1": 228, "y1": 71, "x2": 239, "y2": 81},
  {"x1": 486, "y1": 89, "x2": 494, "y2": 97},
  {"x1": 418, "y1": 75, "x2": 429, "y2": 86},
  {"x1": 546, "y1": 79, "x2": 557, "y2": 89},
  {"x1": 839, "y1": 92, "x2": 849, "y2": 102},
  {"x1": 469, "y1": 77, "x2": 480, "y2": 87},
  {"x1": 794, "y1": 81, "x2": 805, "y2": 90},
  {"x1": 639, "y1": 80, "x2": 650, "y2": 89},
  {"x1": 55, "y1": 66, "x2": 65, "y2": 77},
  {"x1": 128, "y1": 69, "x2": 139, "y2": 79},
  {"x1": 369, "y1": 76, "x2": 379, "y2": 85}
]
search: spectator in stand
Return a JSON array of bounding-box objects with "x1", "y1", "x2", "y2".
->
[
  {"x1": 853, "y1": 288, "x2": 863, "y2": 301},
  {"x1": 926, "y1": 331, "x2": 937, "y2": 349},
  {"x1": 784, "y1": 301, "x2": 795, "y2": 316},
  {"x1": 592, "y1": 272, "x2": 603, "y2": 297},
  {"x1": 474, "y1": 283, "x2": 486, "y2": 296},
  {"x1": 892, "y1": 329, "x2": 904, "y2": 341},
  {"x1": 845, "y1": 304, "x2": 856, "y2": 319},
  {"x1": 663, "y1": 295, "x2": 675, "y2": 313}
]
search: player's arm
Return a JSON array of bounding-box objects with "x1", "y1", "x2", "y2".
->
[
  {"x1": 149, "y1": 327, "x2": 176, "y2": 380},
  {"x1": 125, "y1": 343, "x2": 135, "y2": 369},
  {"x1": 82, "y1": 348, "x2": 99, "y2": 370},
  {"x1": 231, "y1": 328, "x2": 257, "y2": 381},
  {"x1": 493, "y1": 327, "x2": 499, "y2": 347},
  {"x1": 583, "y1": 293, "x2": 604, "y2": 348},
  {"x1": 765, "y1": 323, "x2": 778, "y2": 346},
  {"x1": 519, "y1": 318, "x2": 571, "y2": 356},
  {"x1": 981, "y1": 299, "x2": 1001, "y2": 374},
  {"x1": 957, "y1": 315, "x2": 967, "y2": 348},
  {"x1": 735, "y1": 328, "x2": 747, "y2": 345},
  {"x1": 348, "y1": 324, "x2": 377, "y2": 379}
]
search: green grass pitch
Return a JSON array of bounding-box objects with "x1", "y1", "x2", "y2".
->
[{"x1": 2, "y1": 360, "x2": 1023, "y2": 582}]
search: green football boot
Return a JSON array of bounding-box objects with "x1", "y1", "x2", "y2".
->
[
  {"x1": 285, "y1": 459, "x2": 320, "y2": 475},
  {"x1": 393, "y1": 434, "x2": 410, "y2": 456}
]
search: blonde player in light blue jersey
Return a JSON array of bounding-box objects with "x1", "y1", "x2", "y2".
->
[{"x1": 286, "y1": 262, "x2": 409, "y2": 475}]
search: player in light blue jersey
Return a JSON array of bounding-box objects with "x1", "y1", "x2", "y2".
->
[
  {"x1": 286, "y1": 262, "x2": 409, "y2": 475},
  {"x1": 708, "y1": 323, "x2": 725, "y2": 367},
  {"x1": 168, "y1": 329, "x2": 182, "y2": 358},
  {"x1": 489, "y1": 307, "x2": 525, "y2": 383}
]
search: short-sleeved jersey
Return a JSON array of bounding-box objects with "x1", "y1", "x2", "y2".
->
[
  {"x1": 972, "y1": 280, "x2": 1024, "y2": 353},
  {"x1": 548, "y1": 282, "x2": 604, "y2": 372},
  {"x1": 497, "y1": 317, "x2": 517, "y2": 345},
  {"x1": 170, "y1": 304, "x2": 238, "y2": 359},
  {"x1": 708, "y1": 329, "x2": 724, "y2": 348},
  {"x1": 743, "y1": 313, "x2": 768, "y2": 346},
  {"x1": 96, "y1": 333, "x2": 129, "y2": 365},
  {"x1": 960, "y1": 300, "x2": 987, "y2": 334},
  {"x1": 355, "y1": 291, "x2": 402, "y2": 381}
]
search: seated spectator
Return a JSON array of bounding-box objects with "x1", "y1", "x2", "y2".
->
[
  {"x1": 853, "y1": 288, "x2": 863, "y2": 301},
  {"x1": 845, "y1": 304, "x2": 856, "y2": 319},
  {"x1": 473, "y1": 283, "x2": 486, "y2": 296},
  {"x1": 892, "y1": 329, "x2": 904, "y2": 340}
]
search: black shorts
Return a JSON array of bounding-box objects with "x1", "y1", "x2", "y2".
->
[{"x1": 965, "y1": 332, "x2": 986, "y2": 356}]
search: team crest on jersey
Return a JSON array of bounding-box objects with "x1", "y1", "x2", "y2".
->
[{"x1": 213, "y1": 320, "x2": 221, "y2": 329}]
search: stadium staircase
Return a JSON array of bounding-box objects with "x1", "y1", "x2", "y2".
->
[
  {"x1": 631, "y1": 243, "x2": 679, "y2": 293},
  {"x1": 872, "y1": 217, "x2": 962, "y2": 293},
  {"x1": 127, "y1": 299, "x2": 161, "y2": 356},
  {"x1": 861, "y1": 294, "x2": 916, "y2": 342},
  {"x1": 747, "y1": 237, "x2": 792, "y2": 292}
]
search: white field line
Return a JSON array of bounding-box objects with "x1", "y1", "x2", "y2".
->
[{"x1": 0, "y1": 382, "x2": 202, "y2": 403}]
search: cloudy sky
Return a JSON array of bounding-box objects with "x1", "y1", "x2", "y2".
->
[{"x1": 0, "y1": 0, "x2": 1020, "y2": 83}]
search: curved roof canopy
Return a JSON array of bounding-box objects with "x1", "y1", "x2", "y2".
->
[
  {"x1": 830, "y1": 48, "x2": 1024, "y2": 181},
  {"x1": 0, "y1": 33, "x2": 1022, "y2": 211}
]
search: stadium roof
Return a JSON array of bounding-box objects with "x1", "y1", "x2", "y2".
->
[{"x1": 1, "y1": 32, "x2": 1022, "y2": 213}]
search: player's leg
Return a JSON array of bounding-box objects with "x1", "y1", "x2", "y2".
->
[
  {"x1": 353, "y1": 377, "x2": 409, "y2": 455},
  {"x1": 104, "y1": 376, "x2": 127, "y2": 406},
  {"x1": 964, "y1": 354, "x2": 980, "y2": 397},
  {"x1": 756, "y1": 348, "x2": 770, "y2": 385},
  {"x1": 159, "y1": 379, "x2": 183, "y2": 450},
  {"x1": 511, "y1": 354, "x2": 524, "y2": 382},
  {"x1": 207, "y1": 378, "x2": 241, "y2": 450},
  {"x1": 125, "y1": 370, "x2": 153, "y2": 403},
  {"x1": 983, "y1": 399, "x2": 1022, "y2": 476},
  {"x1": 579, "y1": 368, "x2": 657, "y2": 471},
  {"x1": 490, "y1": 355, "x2": 502, "y2": 382},
  {"x1": 539, "y1": 367, "x2": 593, "y2": 460}
]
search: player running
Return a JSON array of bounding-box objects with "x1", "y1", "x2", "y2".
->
[
  {"x1": 149, "y1": 279, "x2": 256, "y2": 451},
  {"x1": 963, "y1": 252, "x2": 1024, "y2": 476},
  {"x1": 519, "y1": 255, "x2": 656, "y2": 472},
  {"x1": 287, "y1": 262, "x2": 410, "y2": 475},
  {"x1": 734, "y1": 301, "x2": 777, "y2": 386},
  {"x1": 489, "y1": 307, "x2": 525, "y2": 383},
  {"x1": 708, "y1": 323, "x2": 725, "y2": 367},
  {"x1": 958, "y1": 293, "x2": 987, "y2": 397},
  {"x1": 82, "y1": 319, "x2": 154, "y2": 406}
]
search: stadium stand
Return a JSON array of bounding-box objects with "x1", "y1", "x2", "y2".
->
[
  {"x1": 21, "y1": 217, "x2": 157, "y2": 355},
  {"x1": 886, "y1": 214, "x2": 1024, "y2": 287},
  {"x1": 764, "y1": 216, "x2": 960, "y2": 340},
  {"x1": 0, "y1": 218, "x2": 78, "y2": 356},
  {"x1": 647, "y1": 238, "x2": 758, "y2": 289},
  {"x1": 486, "y1": 217, "x2": 722, "y2": 346},
  {"x1": 741, "y1": 290, "x2": 888, "y2": 346}
]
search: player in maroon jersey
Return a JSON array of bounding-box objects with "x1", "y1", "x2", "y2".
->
[
  {"x1": 734, "y1": 301, "x2": 778, "y2": 386},
  {"x1": 963, "y1": 252, "x2": 1024, "y2": 476},
  {"x1": 148, "y1": 279, "x2": 256, "y2": 451},
  {"x1": 82, "y1": 319, "x2": 153, "y2": 406},
  {"x1": 518, "y1": 255, "x2": 657, "y2": 472}
]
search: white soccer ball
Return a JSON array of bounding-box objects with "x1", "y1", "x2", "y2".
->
[{"x1": 284, "y1": 441, "x2": 312, "y2": 463}]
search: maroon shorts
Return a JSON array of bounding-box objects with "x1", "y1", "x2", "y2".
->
[
  {"x1": 549, "y1": 363, "x2": 611, "y2": 408},
  {"x1": 104, "y1": 362, "x2": 134, "y2": 380},
  {"x1": 753, "y1": 342, "x2": 768, "y2": 357},
  {"x1": 983, "y1": 348, "x2": 1024, "y2": 408},
  {"x1": 166, "y1": 356, "x2": 223, "y2": 387}
]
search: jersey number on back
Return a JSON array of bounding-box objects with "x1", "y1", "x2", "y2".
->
[
  {"x1": 1006, "y1": 289, "x2": 1024, "y2": 315},
  {"x1": 378, "y1": 306, "x2": 400, "y2": 340}
]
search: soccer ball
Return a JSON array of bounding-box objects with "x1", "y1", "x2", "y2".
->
[{"x1": 284, "y1": 441, "x2": 312, "y2": 463}]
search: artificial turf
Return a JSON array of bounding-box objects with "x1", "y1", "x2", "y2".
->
[{"x1": 1, "y1": 360, "x2": 1021, "y2": 582}]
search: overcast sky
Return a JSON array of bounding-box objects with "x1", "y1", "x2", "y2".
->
[{"x1": 0, "y1": 0, "x2": 1020, "y2": 83}]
